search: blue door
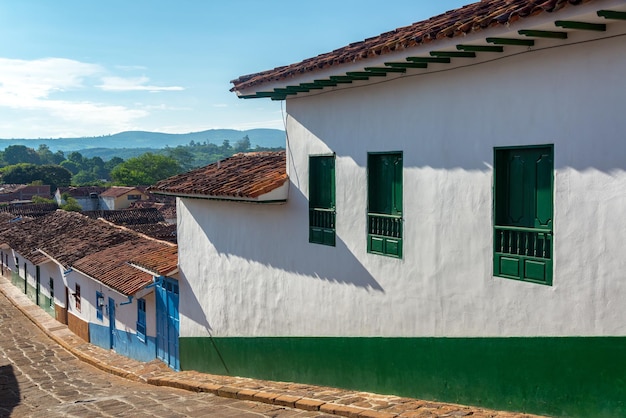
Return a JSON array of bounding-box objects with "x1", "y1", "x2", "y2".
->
[
  {"x1": 108, "y1": 297, "x2": 116, "y2": 349},
  {"x1": 156, "y1": 277, "x2": 179, "y2": 370}
]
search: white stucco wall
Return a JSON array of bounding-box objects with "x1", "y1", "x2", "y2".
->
[
  {"x1": 179, "y1": 27, "x2": 626, "y2": 338},
  {"x1": 64, "y1": 270, "x2": 150, "y2": 335}
]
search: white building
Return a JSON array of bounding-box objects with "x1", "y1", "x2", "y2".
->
[{"x1": 153, "y1": 1, "x2": 626, "y2": 416}]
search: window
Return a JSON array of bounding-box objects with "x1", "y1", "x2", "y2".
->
[
  {"x1": 96, "y1": 291, "x2": 104, "y2": 321},
  {"x1": 127, "y1": 194, "x2": 141, "y2": 201},
  {"x1": 494, "y1": 145, "x2": 553, "y2": 285},
  {"x1": 49, "y1": 278, "x2": 54, "y2": 308},
  {"x1": 136, "y1": 298, "x2": 146, "y2": 342},
  {"x1": 75, "y1": 284, "x2": 81, "y2": 312},
  {"x1": 367, "y1": 152, "x2": 403, "y2": 258},
  {"x1": 15, "y1": 257, "x2": 19, "y2": 276},
  {"x1": 309, "y1": 155, "x2": 336, "y2": 246}
]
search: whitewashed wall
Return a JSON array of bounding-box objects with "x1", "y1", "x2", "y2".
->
[{"x1": 179, "y1": 29, "x2": 626, "y2": 338}]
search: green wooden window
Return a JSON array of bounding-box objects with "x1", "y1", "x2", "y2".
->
[
  {"x1": 309, "y1": 155, "x2": 336, "y2": 246},
  {"x1": 494, "y1": 145, "x2": 553, "y2": 285},
  {"x1": 367, "y1": 152, "x2": 403, "y2": 258}
]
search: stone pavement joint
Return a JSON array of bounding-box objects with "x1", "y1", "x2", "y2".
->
[{"x1": 0, "y1": 276, "x2": 544, "y2": 418}]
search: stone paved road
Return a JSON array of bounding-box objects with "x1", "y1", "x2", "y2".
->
[{"x1": 0, "y1": 292, "x2": 333, "y2": 418}]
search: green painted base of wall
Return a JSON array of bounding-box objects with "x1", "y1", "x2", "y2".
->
[
  {"x1": 180, "y1": 336, "x2": 625, "y2": 417},
  {"x1": 39, "y1": 295, "x2": 55, "y2": 317}
]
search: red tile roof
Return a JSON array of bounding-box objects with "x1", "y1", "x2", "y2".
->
[
  {"x1": 100, "y1": 186, "x2": 143, "y2": 198},
  {"x1": 36, "y1": 211, "x2": 137, "y2": 269},
  {"x1": 149, "y1": 152, "x2": 288, "y2": 201},
  {"x1": 128, "y1": 245, "x2": 179, "y2": 277},
  {"x1": 73, "y1": 240, "x2": 172, "y2": 295},
  {"x1": 231, "y1": 0, "x2": 592, "y2": 92},
  {"x1": 0, "y1": 209, "x2": 179, "y2": 295},
  {"x1": 57, "y1": 186, "x2": 106, "y2": 198}
]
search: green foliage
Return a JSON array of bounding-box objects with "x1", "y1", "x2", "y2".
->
[
  {"x1": 0, "y1": 133, "x2": 283, "y2": 187},
  {"x1": 2, "y1": 145, "x2": 41, "y2": 165},
  {"x1": 37, "y1": 144, "x2": 65, "y2": 165},
  {"x1": 32, "y1": 195, "x2": 57, "y2": 204},
  {"x1": 111, "y1": 153, "x2": 182, "y2": 186},
  {"x1": 1, "y1": 163, "x2": 72, "y2": 191},
  {"x1": 60, "y1": 196, "x2": 82, "y2": 212}
]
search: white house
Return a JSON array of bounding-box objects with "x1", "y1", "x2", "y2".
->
[
  {"x1": 157, "y1": 1, "x2": 626, "y2": 416},
  {"x1": 0, "y1": 210, "x2": 180, "y2": 368}
]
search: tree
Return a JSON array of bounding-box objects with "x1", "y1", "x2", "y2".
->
[
  {"x1": 1, "y1": 163, "x2": 39, "y2": 184},
  {"x1": 166, "y1": 146, "x2": 196, "y2": 171},
  {"x1": 0, "y1": 163, "x2": 71, "y2": 191},
  {"x1": 36, "y1": 144, "x2": 63, "y2": 165},
  {"x1": 60, "y1": 160, "x2": 80, "y2": 175},
  {"x1": 3, "y1": 145, "x2": 40, "y2": 165},
  {"x1": 234, "y1": 135, "x2": 251, "y2": 153},
  {"x1": 110, "y1": 153, "x2": 182, "y2": 186},
  {"x1": 60, "y1": 196, "x2": 82, "y2": 212},
  {"x1": 37, "y1": 165, "x2": 72, "y2": 190}
]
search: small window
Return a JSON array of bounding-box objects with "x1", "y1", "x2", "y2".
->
[
  {"x1": 136, "y1": 298, "x2": 146, "y2": 342},
  {"x1": 15, "y1": 257, "x2": 19, "y2": 276},
  {"x1": 96, "y1": 291, "x2": 104, "y2": 321},
  {"x1": 127, "y1": 194, "x2": 141, "y2": 201},
  {"x1": 367, "y1": 152, "x2": 403, "y2": 258},
  {"x1": 75, "y1": 284, "x2": 81, "y2": 312},
  {"x1": 309, "y1": 155, "x2": 336, "y2": 246},
  {"x1": 49, "y1": 278, "x2": 54, "y2": 308}
]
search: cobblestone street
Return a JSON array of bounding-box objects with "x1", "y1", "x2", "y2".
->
[{"x1": 0, "y1": 291, "x2": 331, "y2": 418}]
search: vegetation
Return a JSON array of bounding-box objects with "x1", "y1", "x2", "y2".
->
[
  {"x1": 0, "y1": 134, "x2": 283, "y2": 191},
  {"x1": 111, "y1": 153, "x2": 182, "y2": 185}
]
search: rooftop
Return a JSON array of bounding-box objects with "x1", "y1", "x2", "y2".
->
[
  {"x1": 230, "y1": 0, "x2": 620, "y2": 98},
  {"x1": 150, "y1": 151, "x2": 288, "y2": 203}
]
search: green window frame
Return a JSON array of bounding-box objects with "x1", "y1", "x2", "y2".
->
[
  {"x1": 494, "y1": 145, "x2": 554, "y2": 285},
  {"x1": 309, "y1": 154, "x2": 336, "y2": 246},
  {"x1": 367, "y1": 152, "x2": 403, "y2": 258}
]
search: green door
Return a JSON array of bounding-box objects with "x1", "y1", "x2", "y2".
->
[{"x1": 494, "y1": 146, "x2": 553, "y2": 285}]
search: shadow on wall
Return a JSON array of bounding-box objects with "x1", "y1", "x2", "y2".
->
[
  {"x1": 0, "y1": 364, "x2": 20, "y2": 416},
  {"x1": 186, "y1": 185, "x2": 383, "y2": 293}
]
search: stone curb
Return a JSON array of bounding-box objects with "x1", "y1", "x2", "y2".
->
[{"x1": 0, "y1": 278, "x2": 542, "y2": 418}]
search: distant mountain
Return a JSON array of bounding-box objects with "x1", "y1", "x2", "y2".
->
[{"x1": 0, "y1": 129, "x2": 286, "y2": 153}]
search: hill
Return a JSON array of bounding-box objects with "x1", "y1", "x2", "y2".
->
[{"x1": 0, "y1": 129, "x2": 285, "y2": 153}]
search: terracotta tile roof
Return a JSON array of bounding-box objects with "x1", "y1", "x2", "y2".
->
[
  {"x1": 0, "y1": 184, "x2": 51, "y2": 203},
  {"x1": 149, "y1": 151, "x2": 288, "y2": 201},
  {"x1": 35, "y1": 211, "x2": 137, "y2": 269},
  {"x1": 0, "y1": 202, "x2": 58, "y2": 218},
  {"x1": 73, "y1": 240, "x2": 175, "y2": 295},
  {"x1": 82, "y1": 207, "x2": 165, "y2": 225},
  {"x1": 128, "y1": 245, "x2": 179, "y2": 277},
  {"x1": 231, "y1": 0, "x2": 592, "y2": 92},
  {"x1": 126, "y1": 223, "x2": 177, "y2": 244},
  {"x1": 0, "y1": 209, "x2": 178, "y2": 295},
  {"x1": 56, "y1": 186, "x2": 106, "y2": 198},
  {"x1": 0, "y1": 214, "x2": 55, "y2": 265},
  {"x1": 100, "y1": 186, "x2": 143, "y2": 198},
  {"x1": 129, "y1": 200, "x2": 177, "y2": 220}
]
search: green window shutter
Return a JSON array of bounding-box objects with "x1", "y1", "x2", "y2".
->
[
  {"x1": 309, "y1": 155, "x2": 336, "y2": 246},
  {"x1": 367, "y1": 152, "x2": 403, "y2": 258},
  {"x1": 494, "y1": 146, "x2": 553, "y2": 285}
]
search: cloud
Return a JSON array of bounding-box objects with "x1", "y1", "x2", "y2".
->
[
  {"x1": 0, "y1": 57, "x2": 179, "y2": 136},
  {"x1": 0, "y1": 57, "x2": 102, "y2": 103},
  {"x1": 98, "y1": 76, "x2": 184, "y2": 92}
]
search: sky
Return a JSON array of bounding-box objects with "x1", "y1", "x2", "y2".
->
[{"x1": 0, "y1": 0, "x2": 469, "y2": 139}]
